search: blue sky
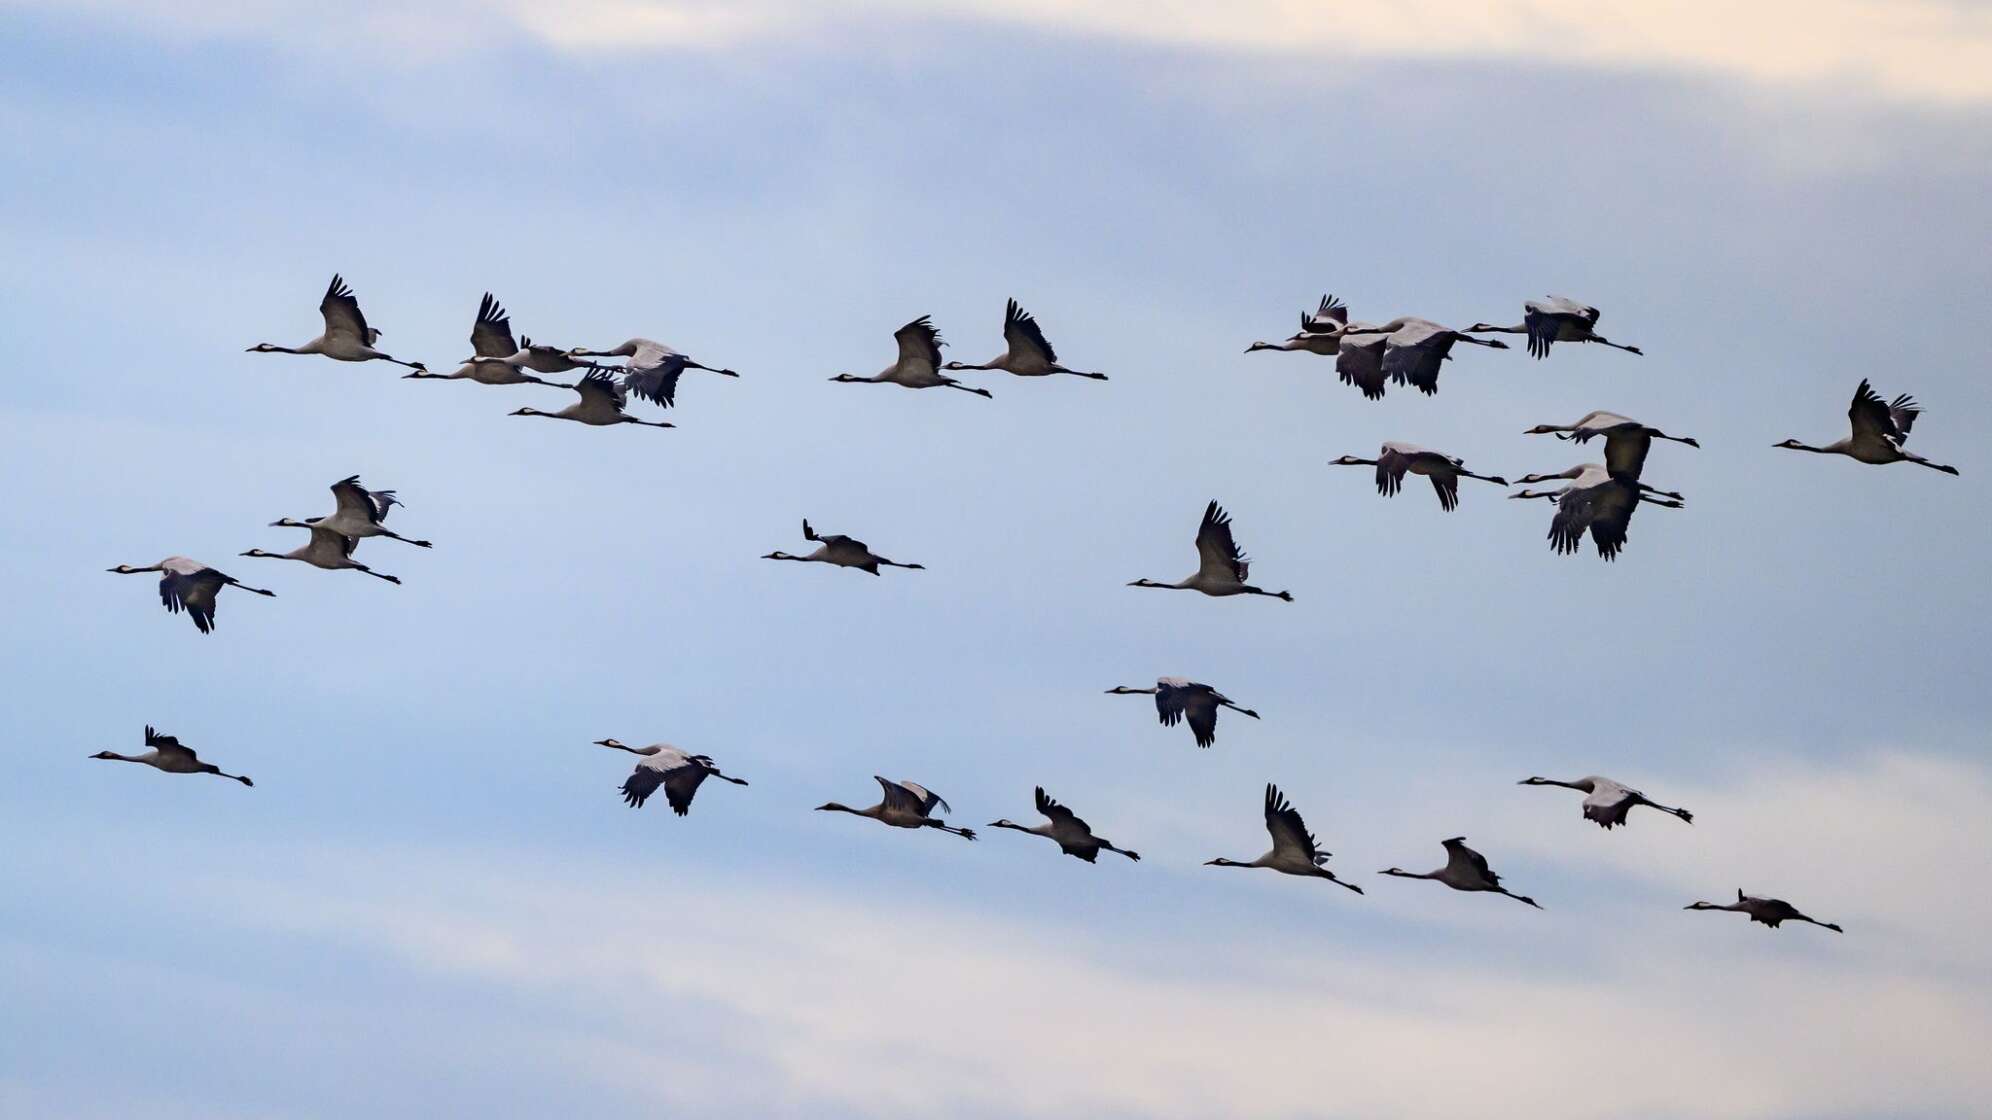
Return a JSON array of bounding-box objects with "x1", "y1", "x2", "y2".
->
[{"x1": 3, "y1": 3, "x2": 1989, "y2": 1116}]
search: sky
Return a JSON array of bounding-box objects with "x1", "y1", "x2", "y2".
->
[{"x1": 2, "y1": 2, "x2": 1990, "y2": 1116}]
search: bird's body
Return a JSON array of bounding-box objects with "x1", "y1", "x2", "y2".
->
[
  {"x1": 247, "y1": 274, "x2": 424, "y2": 371},
  {"x1": 1686, "y1": 889, "x2": 1842, "y2": 933},
  {"x1": 817, "y1": 776, "x2": 976, "y2": 839},
  {"x1": 990, "y1": 787, "x2": 1139, "y2": 862},
  {"x1": 830, "y1": 316, "x2": 991, "y2": 397},
  {"x1": 1468, "y1": 297, "x2": 1642, "y2": 359},
  {"x1": 1206, "y1": 784, "x2": 1362, "y2": 893},
  {"x1": 946, "y1": 299, "x2": 1104, "y2": 379},
  {"x1": 763, "y1": 519, "x2": 923, "y2": 575},
  {"x1": 243, "y1": 526, "x2": 401, "y2": 584},
  {"x1": 1339, "y1": 317, "x2": 1509, "y2": 396},
  {"x1": 1519, "y1": 775, "x2": 1693, "y2": 829},
  {"x1": 1129, "y1": 501, "x2": 1292, "y2": 601},
  {"x1": 595, "y1": 739, "x2": 748, "y2": 816},
  {"x1": 568, "y1": 338, "x2": 740, "y2": 408},
  {"x1": 1380, "y1": 837, "x2": 1540, "y2": 908},
  {"x1": 404, "y1": 293, "x2": 574, "y2": 388},
  {"x1": 107, "y1": 556, "x2": 275, "y2": 634},
  {"x1": 1106, "y1": 677, "x2": 1259, "y2": 748},
  {"x1": 1524, "y1": 410, "x2": 1699, "y2": 481},
  {"x1": 509, "y1": 371, "x2": 674, "y2": 429},
  {"x1": 1330, "y1": 442, "x2": 1508, "y2": 511},
  {"x1": 92, "y1": 726, "x2": 252, "y2": 786},
  {"x1": 1509, "y1": 463, "x2": 1684, "y2": 561},
  {"x1": 276, "y1": 475, "x2": 431, "y2": 549},
  {"x1": 1775, "y1": 380, "x2": 1959, "y2": 475}
]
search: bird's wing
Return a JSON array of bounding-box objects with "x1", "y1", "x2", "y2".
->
[
  {"x1": 1003, "y1": 299, "x2": 1057, "y2": 364},
  {"x1": 1308, "y1": 293, "x2": 1348, "y2": 328},
  {"x1": 1375, "y1": 446, "x2": 1411, "y2": 497},
  {"x1": 1885, "y1": 394, "x2": 1921, "y2": 443},
  {"x1": 1429, "y1": 472, "x2": 1460, "y2": 512},
  {"x1": 1522, "y1": 305, "x2": 1562, "y2": 359},
  {"x1": 330, "y1": 475, "x2": 383, "y2": 526},
  {"x1": 310, "y1": 523, "x2": 358, "y2": 559},
  {"x1": 368, "y1": 489, "x2": 402, "y2": 522},
  {"x1": 1601, "y1": 431, "x2": 1652, "y2": 480},
  {"x1": 470, "y1": 293, "x2": 517, "y2": 358},
  {"x1": 1194, "y1": 501, "x2": 1249, "y2": 583},
  {"x1": 1548, "y1": 480, "x2": 1606, "y2": 556},
  {"x1": 622, "y1": 355, "x2": 690, "y2": 408},
  {"x1": 1336, "y1": 334, "x2": 1388, "y2": 399},
  {"x1": 1586, "y1": 483, "x2": 1642, "y2": 561},
  {"x1": 894, "y1": 316, "x2": 945, "y2": 374},
  {"x1": 1034, "y1": 786, "x2": 1087, "y2": 832},
  {"x1": 1152, "y1": 681, "x2": 1188, "y2": 728},
  {"x1": 575, "y1": 370, "x2": 626, "y2": 410},
  {"x1": 1443, "y1": 838, "x2": 1497, "y2": 884},
  {"x1": 319, "y1": 274, "x2": 373, "y2": 345},
  {"x1": 144, "y1": 725, "x2": 200, "y2": 765},
  {"x1": 1184, "y1": 695, "x2": 1218, "y2": 748},
  {"x1": 1264, "y1": 785, "x2": 1322, "y2": 861},
  {"x1": 896, "y1": 780, "x2": 950, "y2": 817},
  {"x1": 1382, "y1": 327, "x2": 1450, "y2": 395},
  {"x1": 661, "y1": 765, "x2": 710, "y2": 816},
  {"x1": 620, "y1": 764, "x2": 666, "y2": 809}
]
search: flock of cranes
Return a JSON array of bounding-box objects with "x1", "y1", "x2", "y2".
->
[{"x1": 97, "y1": 272, "x2": 1950, "y2": 936}]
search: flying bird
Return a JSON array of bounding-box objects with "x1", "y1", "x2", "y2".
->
[
  {"x1": 247, "y1": 274, "x2": 425, "y2": 371},
  {"x1": 1128, "y1": 501, "x2": 1292, "y2": 601},
  {"x1": 816, "y1": 777, "x2": 976, "y2": 839},
  {"x1": 1510, "y1": 464, "x2": 1683, "y2": 561},
  {"x1": 1466, "y1": 297, "x2": 1642, "y2": 359},
  {"x1": 1337, "y1": 317, "x2": 1509, "y2": 396},
  {"x1": 1380, "y1": 837, "x2": 1540, "y2": 908},
  {"x1": 762, "y1": 519, "x2": 924, "y2": 575},
  {"x1": 1774, "y1": 380, "x2": 1959, "y2": 475},
  {"x1": 1686, "y1": 889, "x2": 1842, "y2": 933},
  {"x1": 274, "y1": 475, "x2": 431, "y2": 549},
  {"x1": 107, "y1": 556, "x2": 274, "y2": 634},
  {"x1": 243, "y1": 525, "x2": 401, "y2": 584},
  {"x1": 404, "y1": 293, "x2": 575, "y2": 388},
  {"x1": 568, "y1": 338, "x2": 741, "y2": 408},
  {"x1": 91, "y1": 726, "x2": 252, "y2": 786},
  {"x1": 1518, "y1": 775, "x2": 1693, "y2": 829},
  {"x1": 829, "y1": 316, "x2": 991, "y2": 397},
  {"x1": 1246, "y1": 294, "x2": 1351, "y2": 356},
  {"x1": 1524, "y1": 411, "x2": 1699, "y2": 481},
  {"x1": 1329, "y1": 443, "x2": 1509, "y2": 511},
  {"x1": 1205, "y1": 784, "x2": 1363, "y2": 893},
  {"x1": 595, "y1": 739, "x2": 748, "y2": 816},
  {"x1": 509, "y1": 371, "x2": 674, "y2": 429},
  {"x1": 1105, "y1": 678, "x2": 1259, "y2": 748},
  {"x1": 989, "y1": 787, "x2": 1140, "y2": 862},
  {"x1": 944, "y1": 299, "x2": 1105, "y2": 379}
]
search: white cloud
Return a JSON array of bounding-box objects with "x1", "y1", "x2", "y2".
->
[{"x1": 13, "y1": 0, "x2": 1992, "y2": 104}]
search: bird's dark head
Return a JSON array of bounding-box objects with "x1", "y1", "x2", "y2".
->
[
  {"x1": 828, "y1": 373, "x2": 861, "y2": 382},
  {"x1": 989, "y1": 819, "x2": 1017, "y2": 829},
  {"x1": 1126, "y1": 579, "x2": 1162, "y2": 588},
  {"x1": 1482, "y1": 338, "x2": 1510, "y2": 349},
  {"x1": 1517, "y1": 776, "x2": 1551, "y2": 786},
  {"x1": 239, "y1": 549, "x2": 272, "y2": 558},
  {"x1": 1328, "y1": 455, "x2": 1368, "y2": 467},
  {"x1": 1680, "y1": 437, "x2": 1702, "y2": 448},
  {"x1": 1773, "y1": 439, "x2": 1805, "y2": 450},
  {"x1": 1204, "y1": 858, "x2": 1236, "y2": 866},
  {"x1": 1684, "y1": 900, "x2": 1718, "y2": 911},
  {"x1": 941, "y1": 360, "x2": 969, "y2": 370},
  {"x1": 509, "y1": 407, "x2": 540, "y2": 417},
  {"x1": 268, "y1": 518, "x2": 308, "y2": 529},
  {"x1": 814, "y1": 802, "x2": 847, "y2": 813},
  {"x1": 1104, "y1": 686, "x2": 1139, "y2": 695},
  {"x1": 89, "y1": 750, "x2": 118, "y2": 760},
  {"x1": 1624, "y1": 345, "x2": 1644, "y2": 355},
  {"x1": 1379, "y1": 867, "x2": 1408, "y2": 876},
  {"x1": 592, "y1": 738, "x2": 626, "y2": 750},
  {"x1": 1522, "y1": 424, "x2": 1561, "y2": 436},
  {"x1": 1444, "y1": 836, "x2": 1467, "y2": 844},
  {"x1": 106, "y1": 564, "x2": 137, "y2": 574},
  {"x1": 1276, "y1": 591, "x2": 1294, "y2": 602},
  {"x1": 246, "y1": 343, "x2": 277, "y2": 353},
  {"x1": 1464, "y1": 323, "x2": 1497, "y2": 334},
  {"x1": 1484, "y1": 475, "x2": 1510, "y2": 486}
]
